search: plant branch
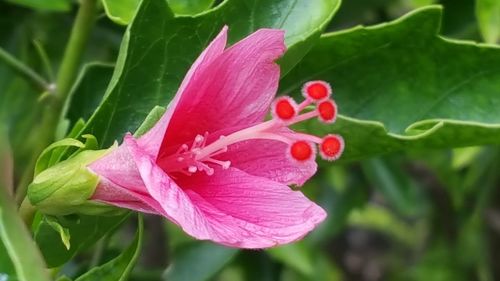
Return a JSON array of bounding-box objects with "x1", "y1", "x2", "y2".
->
[
  {"x1": 0, "y1": 125, "x2": 13, "y2": 194},
  {"x1": 33, "y1": 40, "x2": 55, "y2": 82},
  {"x1": 19, "y1": 198, "x2": 36, "y2": 227},
  {"x1": 54, "y1": 0, "x2": 98, "y2": 106},
  {"x1": 0, "y1": 46, "x2": 50, "y2": 92},
  {"x1": 15, "y1": 0, "x2": 98, "y2": 203}
]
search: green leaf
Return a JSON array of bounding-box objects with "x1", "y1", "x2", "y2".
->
[
  {"x1": 34, "y1": 138, "x2": 85, "y2": 176},
  {"x1": 282, "y1": 6, "x2": 500, "y2": 161},
  {"x1": 101, "y1": 0, "x2": 216, "y2": 25},
  {"x1": 101, "y1": 0, "x2": 141, "y2": 25},
  {"x1": 66, "y1": 63, "x2": 114, "y2": 127},
  {"x1": 75, "y1": 215, "x2": 143, "y2": 281},
  {"x1": 102, "y1": 0, "x2": 216, "y2": 22},
  {"x1": 476, "y1": 0, "x2": 500, "y2": 43},
  {"x1": 134, "y1": 106, "x2": 166, "y2": 137},
  {"x1": 45, "y1": 217, "x2": 71, "y2": 250},
  {"x1": 163, "y1": 242, "x2": 238, "y2": 281},
  {"x1": 0, "y1": 182, "x2": 51, "y2": 281},
  {"x1": 167, "y1": 0, "x2": 214, "y2": 15},
  {"x1": 408, "y1": 0, "x2": 436, "y2": 7},
  {"x1": 6, "y1": 0, "x2": 71, "y2": 11},
  {"x1": 35, "y1": 213, "x2": 129, "y2": 267},
  {"x1": 80, "y1": 0, "x2": 340, "y2": 148}
]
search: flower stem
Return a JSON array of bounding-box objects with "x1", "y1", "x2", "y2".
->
[
  {"x1": 32, "y1": 40, "x2": 55, "y2": 82},
  {"x1": 0, "y1": 125, "x2": 13, "y2": 194},
  {"x1": 0, "y1": 46, "x2": 50, "y2": 92},
  {"x1": 15, "y1": 0, "x2": 98, "y2": 203},
  {"x1": 54, "y1": 0, "x2": 98, "y2": 106},
  {"x1": 19, "y1": 198, "x2": 36, "y2": 227}
]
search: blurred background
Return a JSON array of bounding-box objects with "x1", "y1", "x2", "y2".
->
[{"x1": 1, "y1": 0, "x2": 499, "y2": 280}]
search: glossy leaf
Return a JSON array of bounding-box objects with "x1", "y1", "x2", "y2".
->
[
  {"x1": 66, "y1": 63, "x2": 114, "y2": 127},
  {"x1": 34, "y1": 138, "x2": 84, "y2": 176},
  {"x1": 35, "y1": 213, "x2": 129, "y2": 267},
  {"x1": 102, "y1": 0, "x2": 215, "y2": 25},
  {"x1": 75, "y1": 215, "x2": 143, "y2": 281},
  {"x1": 6, "y1": 0, "x2": 71, "y2": 11},
  {"x1": 476, "y1": 0, "x2": 500, "y2": 43},
  {"x1": 44, "y1": 217, "x2": 71, "y2": 250},
  {"x1": 163, "y1": 242, "x2": 238, "y2": 281},
  {"x1": 101, "y1": 0, "x2": 141, "y2": 25},
  {"x1": 0, "y1": 183, "x2": 51, "y2": 281},
  {"x1": 134, "y1": 106, "x2": 166, "y2": 137},
  {"x1": 167, "y1": 0, "x2": 214, "y2": 15},
  {"x1": 282, "y1": 6, "x2": 500, "y2": 161},
  {"x1": 79, "y1": 0, "x2": 340, "y2": 148}
]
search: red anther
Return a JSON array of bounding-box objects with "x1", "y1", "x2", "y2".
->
[
  {"x1": 290, "y1": 141, "x2": 314, "y2": 162},
  {"x1": 318, "y1": 99, "x2": 337, "y2": 123},
  {"x1": 319, "y1": 135, "x2": 344, "y2": 161},
  {"x1": 272, "y1": 97, "x2": 297, "y2": 120},
  {"x1": 303, "y1": 81, "x2": 331, "y2": 101}
]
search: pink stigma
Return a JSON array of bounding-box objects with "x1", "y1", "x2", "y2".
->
[
  {"x1": 290, "y1": 141, "x2": 315, "y2": 162},
  {"x1": 272, "y1": 97, "x2": 297, "y2": 120},
  {"x1": 158, "y1": 80, "x2": 344, "y2": 176},
  {"x1": 318, "y1": 99, "x2": 337, "y2": 123},
  {"x1": 319, "y1": 135, "x2": 344, "y2": 161}
]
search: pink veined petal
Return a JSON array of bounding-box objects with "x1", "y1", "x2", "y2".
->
[
  {"x1": 124, "y1": 135, "x2": 326, "y2": 248},
  {"x1": 137, "y1": 26, "x2": 229, "y2": 157},
  {"x1": 177, "y1": 167, "x2": 327, "y2": 248},
  {"x1": 124, "y1": 134, "x2": 216, "y2": 237},
  {"x1": 88, "y1": 144, "x2": 148, "y2": 195},
  {"x1": 159, "y1": 29, "x2": 286, "y2": 158},
  {"x1": 223, "y1": 138, "x2": 317, "y2": 186},
  {"x1": 92, "y1": 176, "x2": 164, "y2": 215},
  {"x1": 89, "y1": 144, "x2": 167, "y2": 215}
]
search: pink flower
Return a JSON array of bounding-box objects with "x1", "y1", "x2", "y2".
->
[{"x1": 88, "y1": 27, "x2": 344, "y2": 248}]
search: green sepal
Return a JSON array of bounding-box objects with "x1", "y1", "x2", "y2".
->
[{"x1": 28, "y1": 146, "x2": 116, "y2": 216}]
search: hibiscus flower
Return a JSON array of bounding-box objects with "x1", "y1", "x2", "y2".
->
[{"x1": 88, "y1": 26, "x2": 344, "y2": 248}]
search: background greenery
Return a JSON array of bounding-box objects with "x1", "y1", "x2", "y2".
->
[{"x1": 1, "y1": 0, "x2": 500, "y2": 280}]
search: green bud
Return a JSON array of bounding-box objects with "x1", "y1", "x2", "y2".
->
[{"x1": 28, "y1": 149, "x2": 120, "y2": 216}]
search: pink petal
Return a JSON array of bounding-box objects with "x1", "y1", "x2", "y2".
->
[
  {"x1": 92, "y1": 177, "x2": 163, "y2": 215},
  {"x1": 137, "y1": 26, "x2": 229, "y2": 157},
  {"x1": 88, "y1": 144, "x2": 148, "y2": 195},
  {"x1": 88, "y1": 144, "x2": 166, "y2": 215},
  {"x1": 178, "y1": 168, "x2": 326, "y2": 248},
  {"x1": 124, "y1": 135, "x2": 326, "y2": 248},
  {"x1": 223, "y1": 138, "x2": 317, "y2": 186},
  {"x1": 159, "y1": 29, "x2": 286, "y2": 158}
]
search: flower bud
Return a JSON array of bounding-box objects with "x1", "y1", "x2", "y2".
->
[{"x1": 28, "y1": 149, "x2": 120, "y2": 216}]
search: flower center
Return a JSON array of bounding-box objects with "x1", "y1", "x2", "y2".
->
[{"x1": 159, "y1": 80, "x2": 344, "y2": 176}]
